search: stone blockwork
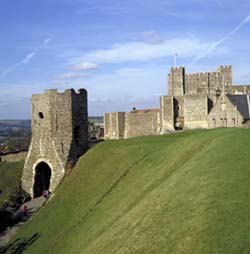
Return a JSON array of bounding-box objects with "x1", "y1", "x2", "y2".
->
[
  {"x1": 125, "y1": 110, "x2": 160, "y2": 138},
  {"x1": 168, "y1": 67, "x2": 185, "y2": 96},
  {"x1": 22, "y1": 89, "x2": 88, "y2": 197},
  {"x1": 104, "y1": 65, "x2": 250, "y2": 140},
  {"x1": 168, "y1": 65, "x2": 233, "y2": 97},
  {"x1": 104, "y1": 112, "x2": 125, "y2": 139},
  {"x1": 0, "y1": 151, "x2": 28, "y2": 162},
  {"x1": 184, "y1": 95, "x2": 208, "y2": 129},
  {"x1": 160, "y1": 96, "x2": 174, "y2": 132},
  {"x1": 104, "y1": 110, "x2": 160, "y2": 139}
]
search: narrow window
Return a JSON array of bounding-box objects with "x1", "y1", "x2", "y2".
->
[
  {"x1": 212, "y1": 118, "x2": 216, "y2": 128},
  {"x1": 61, "y1": 143, "x2": 64, "y2": 153},
  {"x1": 220, "y1": 118, "x2": 224, "y2": 127},
  {"x1": 38, "y1": 112, "x2": 44, "y2": 119},
  {"x1": 224, "y1": 118, "x2": 227, "y2": 127},
  {"x1": 232, "y1": 118, "x2": 236, "y2": 127}
]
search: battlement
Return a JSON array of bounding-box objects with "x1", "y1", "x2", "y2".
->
[
  {"x1": 217, "y1": 65, "x2": 232, "y2": 71},
  {"x1": 171, "y1": 66, "x2": 185, "y2": 71},
  {"x1": 22, "y1": 88, "x2": 88, "y2": 197},
  {"x1": 45, "y1": 89, "x2": 58, "y2": 93},
  {"x1": 43, "y1": 88, "x2": 87, "y2": 95},
  {"x1": 186, "y1": 72, "x2": 209, "y2": 77},
  {"x1": 168, "y1": 65, "x2": 233, "y2": 96},
  {"x1": 33, "y1": 89, "x2": 88, "y2": 102}
]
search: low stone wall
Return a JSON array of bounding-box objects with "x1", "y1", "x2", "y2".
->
[
  {"x1": 125, "y1": 111, "x2": 160, "y2": 139},
  {"x1": 160, "y1": 96, "x2": 174, "y2": 132},
  {"x1": 184, "y1": 95, "x2": 208, "y2": 129},
  {"x1": 104, "y1": 110, "x2": 161, "y2": 139},
  {"x1": 0, "y1": 151, "x2": 28, "y2": 162},
  {"x1": 232, "y1": 85, "x2": 250, "y2": 95},
  {"x1": 104, "y1": 112, "x2": 126, "y2": 139}
]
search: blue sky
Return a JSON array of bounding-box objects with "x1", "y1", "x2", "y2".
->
[{"x1": 1, "y1": 0, "x2": 250, "y2": 119}]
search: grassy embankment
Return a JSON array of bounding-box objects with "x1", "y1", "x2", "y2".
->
[
  {"x1": 0, "y1": 161, "x2": 24, "y2": 206},
  {"x1": 3, "y1": 128, "x2": 250, "y2": 254}
]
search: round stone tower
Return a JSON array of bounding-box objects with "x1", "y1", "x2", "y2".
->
[{"x1": 22, "y1": 88, "x2": 88, "y2": 198}]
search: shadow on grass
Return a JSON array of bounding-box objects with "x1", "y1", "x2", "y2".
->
[{"x1": 0, "y1": 232, "x2": 40, "y2": 254}]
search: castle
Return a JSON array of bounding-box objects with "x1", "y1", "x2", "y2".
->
[
  {"x1": 104, "y1": 65, "x2": 250, "y2": 139},
  {"x1": 22, "y1": 89, "x2": 88, "y2": 198},
  {"x1": 21, "y1": 65, "x2": 250, "y2": 197}
]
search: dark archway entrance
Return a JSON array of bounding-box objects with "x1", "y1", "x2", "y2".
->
[{"x1": 33, "y1": 162, "x2": 51, "y2": 198}]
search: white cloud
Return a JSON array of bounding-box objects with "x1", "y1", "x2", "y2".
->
[
  {"x1": 188, "y1": 13, "x2": 250, "y2": 66},
  {"x1": 55, "y1": 62, "x2": 97, "y2": 82},
  {"x1": 78, "y1": 38, "x2": 211, "y2": 64},
  {"x1": 115, "y1": 67, "x2": 145, "y2": 76},
  {"x1": 72, "y1": 62, "x2": 98, "y2": 70},
  {"x1": 21, "y1": 51, "x2": 38, "y2": 65},
  {"x1": 0, "y1": 37, "x2": 51, "y2": 79},
  {"x1": 55, "y1": 72, "x2": 87, "y2": 81},
  {"x1": 141, "y1": 31, "x2": 163, "y2": 44}
]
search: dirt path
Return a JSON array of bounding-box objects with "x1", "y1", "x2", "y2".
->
[{"x1": 0, "y1": 196, "x2": 47, "y2": 246}]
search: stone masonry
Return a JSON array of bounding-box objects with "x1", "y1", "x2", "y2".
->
[
  {"x1": 105, "y1": 65, "x2": 250, "y2": 139},
  {"x1": 104, "y1": 109, "x2": 161, "y2": 139},
  {"x1": 22, "y1": 89, "x2": 88, "y2": 197}
]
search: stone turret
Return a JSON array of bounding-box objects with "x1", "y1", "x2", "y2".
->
[
  {"x1": 217, "y1": 65, "x2": 233, "y2": 89},
  {"x1": 168, "y1": 67, "x2": 185, "y2": 96},
  {"x1": 22, "y1": 88, "x2": 88, "y2": 198}
]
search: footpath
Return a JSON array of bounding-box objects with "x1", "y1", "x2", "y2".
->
[{"x1": 0, "y1": 196, "x2": 47, "y2": 247}]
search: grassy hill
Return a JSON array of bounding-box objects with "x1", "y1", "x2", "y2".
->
[
  {"x1": 0, "y1": 161, "x2": 24, "y2": 207},
  {"x1": 3, "y1": 128, "x2": 250, "y2": 254}
]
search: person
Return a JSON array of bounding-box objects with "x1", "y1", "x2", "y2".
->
[
  {"x1": 43, "y1": 190, "x2": 50, "y2": 199},
  {"x1": 42, "y1": 190, "x2": 46, "y2": 198},
  {"x1": 23, "y1": 204, "x2": 28, "y2": 216},
  {"x1": 45, "y1": 190, "x2": 49, "y2": 199}
]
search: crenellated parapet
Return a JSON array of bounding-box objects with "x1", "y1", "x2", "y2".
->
[
  {"x1": 22, "y1": 88, "x2": 88, "y2": 198},
  {"x1": 168, "y1": 65, "x2": 233, "y2": 97}
]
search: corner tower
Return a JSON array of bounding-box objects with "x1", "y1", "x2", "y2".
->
[
  {"x1": 22, "y1": 88, "x2": 88, "y2": 198},
  {"x1": 168, "y1": 67, "x2": 185, "y2": 96}
]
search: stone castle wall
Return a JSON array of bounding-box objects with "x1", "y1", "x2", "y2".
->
[
  {"x1": 125, "y1": 111, "x2": 160, "y2": 138},
  {"x1": 22, "y1": 89, "x2": 88, "y2": 197},
  {"x1": 168, "y1": 67, "x2": 185, "y2": 96},
  {"x1": 184, "y1": 95, "x2": 208, "y2": 129},
  {"x1": 104, "y1": 112, "x2": 125, "y2": 139},
  {"x1": 232, "y1": 85, "x2": 250, "y2": 94},
  {"x1": 160, "y1": 96, "x2": 174, "y2": 132},
  {"x1": 0, "y1": 151, "x2": 27, "y2": 162},
  {"x1": 104, "y1": 111, "x2": 160, "y2": 139},
  {"x1": 168, "y1": 65, "x2": 233, "y2": 97}
]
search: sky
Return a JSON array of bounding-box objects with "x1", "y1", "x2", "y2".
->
[{"x1": 0, "y1": 0, "x2": 250, "y2": 119}]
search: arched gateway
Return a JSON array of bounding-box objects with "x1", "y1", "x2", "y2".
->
[
  {"x1": 33, "y1": 162, "x2": 52, "y2": 198},
  {"x1": 22, "y1": 89, "x2": 89, "y2": 198}
]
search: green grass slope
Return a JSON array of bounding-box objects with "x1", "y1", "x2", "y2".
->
[
  {"x1": 0, "y1": 161, "x2": 24, "y2": 206},
  {"x1": 4, "y1": 128, "x2": 250, "y2": 254}
]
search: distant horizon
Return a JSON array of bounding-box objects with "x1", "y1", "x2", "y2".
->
[{"x1": 0, "y1": 116, "x2": 104, "y2": 121}]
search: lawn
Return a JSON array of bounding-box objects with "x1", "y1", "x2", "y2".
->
[
  {"x1": 3, "y1": 128, "x2": 250, "y2": 254},
  {"x1": 0, "y1": 161, "x2": 24, "y2": 207}
]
